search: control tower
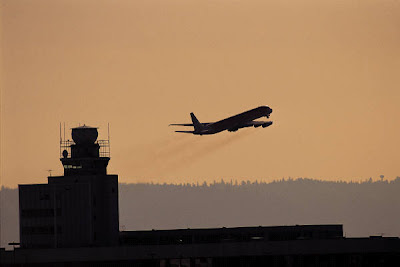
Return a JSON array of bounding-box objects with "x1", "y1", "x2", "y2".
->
[{"x1": 19, "y1": 125, "x2": 119, "y2": 248}]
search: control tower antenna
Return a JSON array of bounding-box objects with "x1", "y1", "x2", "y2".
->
[
  {"x1": 59, "y1": 123, "x2": 62, "y2": 156},
  {"x1": 108, "y1": 123, "x2": 110, "y2": 154},
  {"x1": 46, "y1": 169, "x2": 53, "y2": 177}
]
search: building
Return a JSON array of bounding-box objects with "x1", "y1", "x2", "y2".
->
[
  {"x1": 18, "y1": 125, "x2": 119, "y2": 248},
  {"x1": 1, "y1": 225, "x2": 400, "y2": 266}
]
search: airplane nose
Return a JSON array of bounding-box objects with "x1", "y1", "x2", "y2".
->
[{"x1": 266, "y1": 108, "x2": 272, "y2": 118}]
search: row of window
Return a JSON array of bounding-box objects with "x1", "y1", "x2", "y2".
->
[
  {"x1": 22, "y1": 225, "x2": 62, "y2": 235},
  {"x1": 122, "y1": 234, "x2": 265, "y2": 246},
  {"x1": 21, "y1": 208, "x2": 62, "y2": 218},
  {"x1": 63, "y1": 165, "x2": 82, "y2": 169},
  {"x1": 160, "y1": 258, "x2": 212, "y2": 267},
  {"x1": 122, "y1": 230, "x2": 342, "y2": 246}
]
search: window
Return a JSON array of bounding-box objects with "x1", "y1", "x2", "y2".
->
[
  {"x1": 63, "y1": 165, "x2": 82, "y2": 169},
  {"x1": 21, "y1": 208, "x2": 61, "y2": 218}
]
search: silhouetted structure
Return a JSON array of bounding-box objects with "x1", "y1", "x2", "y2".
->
[
  {"x1": 119, "y1": 225, "x2": 343, "y2": 246},
  {"x1": 1, "y1": 125, "x2": 400, "y2": 266},
  {"x1": 1, "y1": 224, "x2": 400, "y2": 266},
  {"x1": 18, "y1": 125, "x2": 119, "y2": 248}
]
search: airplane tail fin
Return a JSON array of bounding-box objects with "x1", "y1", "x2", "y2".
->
[{"x1": 190, "y1": 113, "x2": 203, "y2": 132}]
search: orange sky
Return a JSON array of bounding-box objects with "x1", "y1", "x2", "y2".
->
[{"x1": 1, "y1": 0, "x2": 400, "y2": 188}]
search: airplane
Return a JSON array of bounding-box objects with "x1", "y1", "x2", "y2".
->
[{"x1": 170, "y1": 106, "x2": 273, "y2": 135}]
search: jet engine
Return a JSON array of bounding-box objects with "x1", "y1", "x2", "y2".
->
[{"x1": 262, "y1": 122, "x2": 272, "y2": 128}]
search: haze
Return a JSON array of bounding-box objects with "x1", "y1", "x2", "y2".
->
[{"x1": 1, "y1": 0, "x2": 400, "y2": 187}]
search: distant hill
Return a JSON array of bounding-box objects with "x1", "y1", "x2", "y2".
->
[{"x1": 2, "y1": 178, "x2": 400, "y2": 248}]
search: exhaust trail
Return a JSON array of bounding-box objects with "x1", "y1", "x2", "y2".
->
[
  {"x1": 141, "y1": 130, "x2": 256, "y2": 178},
  {"x1": 119, "y1": 134, "x2": 194, "y2": 177},
  {"x1": 118, "y1": 129, "x2": 256, "y2": 181}
]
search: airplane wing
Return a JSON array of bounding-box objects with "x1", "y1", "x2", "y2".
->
[
  {"x1": 169, "y1": 124, "x2": 194, "y2": 126},
  {"x1": 175, "y1": 130, "x2": 195, "y2": 133},
  {"x1": 169, "y1": 123, "x2": 213, "y2": 127}
]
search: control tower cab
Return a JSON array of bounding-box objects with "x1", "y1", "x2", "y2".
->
[{"x1": 60, "y1": 125, "x2": 110, "y2": 176}]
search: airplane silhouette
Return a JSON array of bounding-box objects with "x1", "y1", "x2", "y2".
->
[{"x1": 170, "y1": 106, "x2": 273, "y2": 135}]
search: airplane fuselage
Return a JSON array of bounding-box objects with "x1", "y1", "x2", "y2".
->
[{"x1": 194, "y1": 106, "x2": 272, "y2": 135}]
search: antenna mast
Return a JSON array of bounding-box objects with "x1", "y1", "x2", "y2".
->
[
  {"x1": 59, "y1": 123, "x2": 62, "y2": 157},
  {"x1": 47, "y1": 169, "x2": 53, "y2": 177},
  {"x1": 108, "y1": 123, "x2": 110, "y2": 155}
]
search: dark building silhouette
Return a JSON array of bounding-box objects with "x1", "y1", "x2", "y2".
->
[
  {"x1": 1, "y1": 125, "x2": 400, "y2": 266},
  {"x1": 18, "y1": 125, "x2": 119, "y2": 248}
]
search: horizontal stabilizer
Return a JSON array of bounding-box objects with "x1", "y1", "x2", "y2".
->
[
  {"x1": 175, "y1": 130, "x2": 195, "y2": 133},
  {"x1": 169, "y1": 124, "x2": 194, "y2": 126}
]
